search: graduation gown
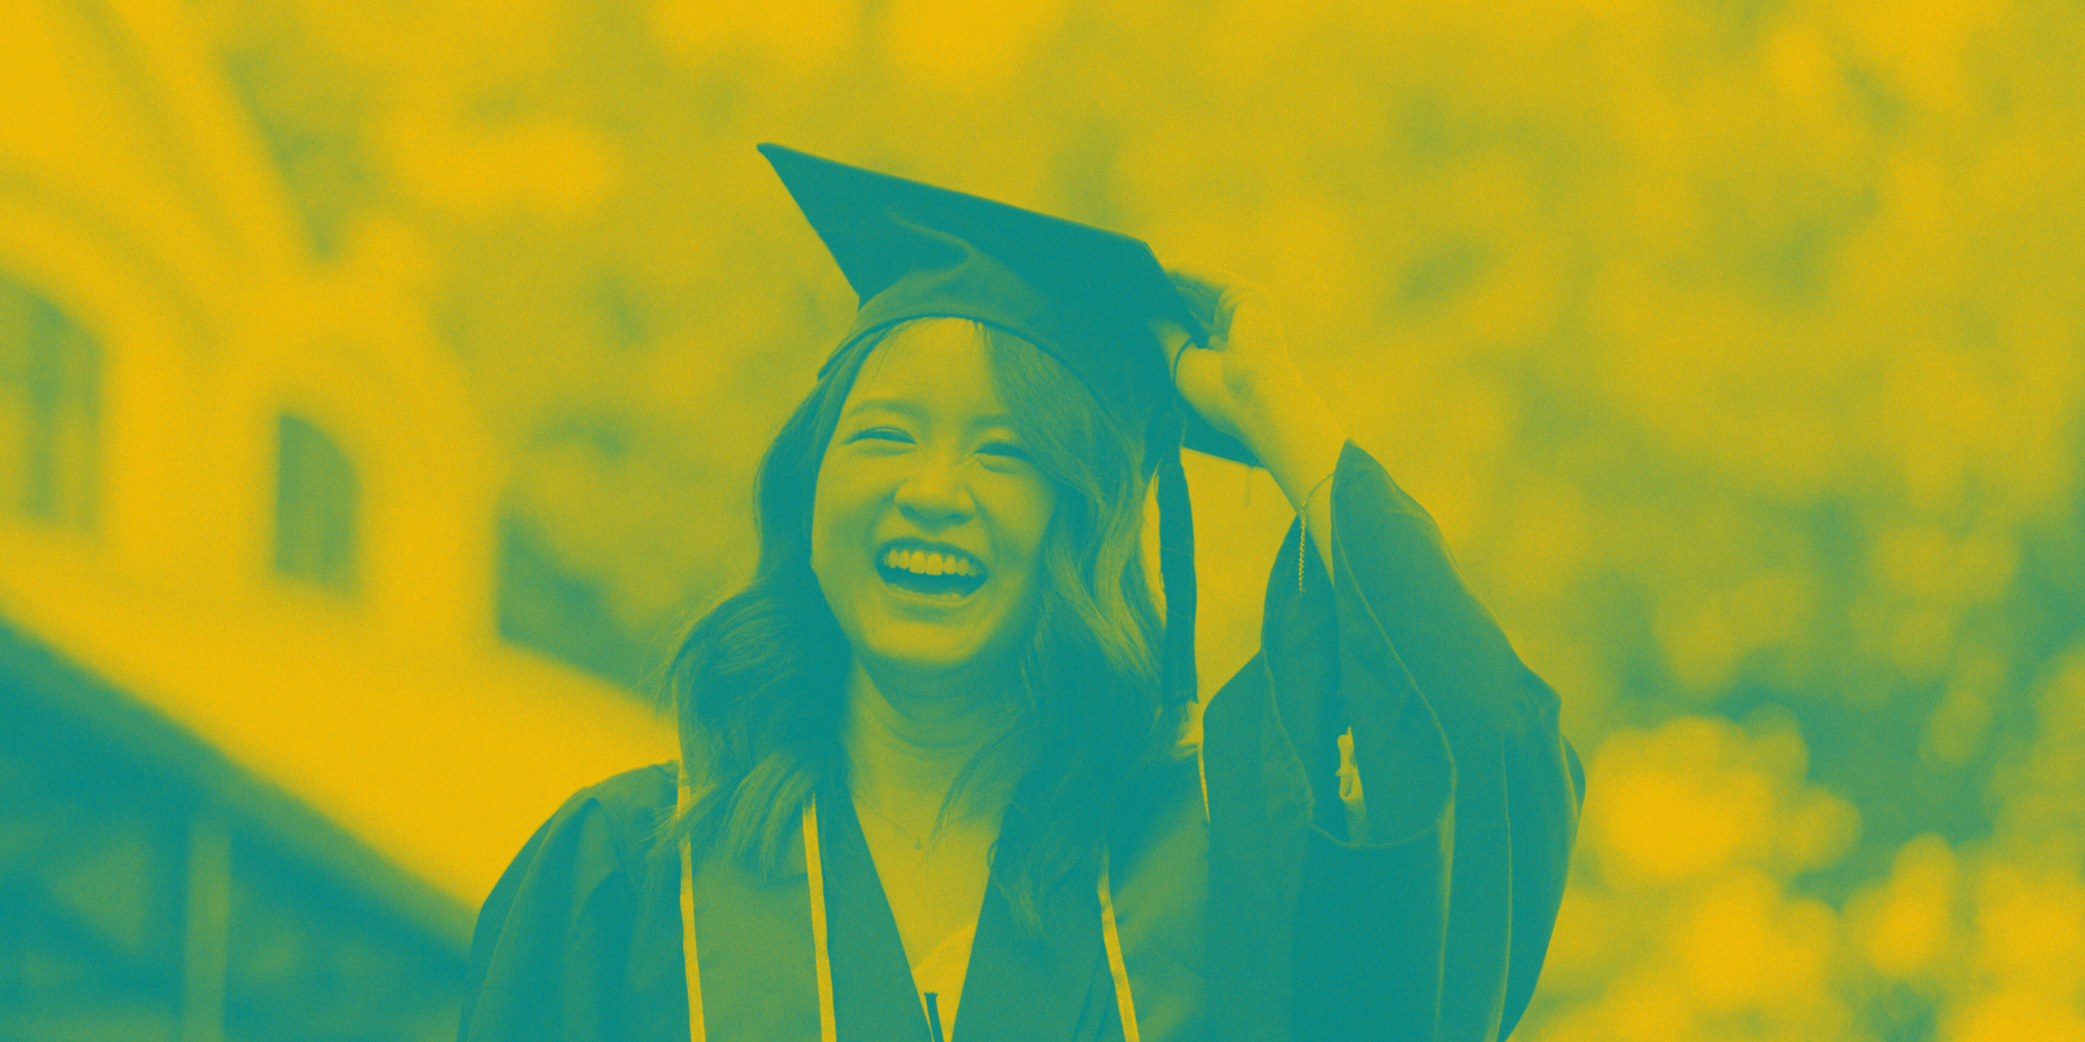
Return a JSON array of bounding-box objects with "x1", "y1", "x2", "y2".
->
[{"x1": 457, "y1": 441, "x2": 1586, "y2": 1042}]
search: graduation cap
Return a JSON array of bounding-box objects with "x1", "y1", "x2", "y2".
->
[{"x1": 759, "y1": 142, "x2": 1247, "y2": 708}]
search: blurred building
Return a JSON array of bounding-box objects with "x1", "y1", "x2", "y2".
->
[
  {"x1": 0, "y1": 2, "x2": 674, "y2": 1038},
  {"x1": 3, "y1": 623, "x2": 469, "y2": 1041}
]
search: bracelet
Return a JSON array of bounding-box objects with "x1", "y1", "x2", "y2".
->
[{"x1": 1297, "y1": 471, "x2": 1334, "y2": 592}]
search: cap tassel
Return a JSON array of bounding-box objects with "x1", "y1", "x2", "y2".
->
[{"x1": 1155, "y1": 444, "x2": 1198, "y2": 708}]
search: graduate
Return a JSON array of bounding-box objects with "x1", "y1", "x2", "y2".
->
[{"x1": 457, "y1": 144, "x2": 1586, "y2": 1042}]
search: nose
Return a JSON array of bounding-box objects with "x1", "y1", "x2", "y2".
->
[{"x1": 893, "y1": 450, "x2": 974, "y2": 525}]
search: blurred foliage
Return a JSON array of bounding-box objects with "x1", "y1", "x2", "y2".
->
[{"x1": 188, "y1": 0, "x2": 2084, "y2": 1037}]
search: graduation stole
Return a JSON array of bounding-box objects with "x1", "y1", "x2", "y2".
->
[{"x1": 675, "y1": 759, "x2": 1208, "y2": 1042}]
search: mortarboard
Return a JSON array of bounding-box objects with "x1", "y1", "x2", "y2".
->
[{"x1": 759, "y1": 142, "x2": 1245, "y2": 708}]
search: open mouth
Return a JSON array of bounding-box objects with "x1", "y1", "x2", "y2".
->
[{"x1": 876, "y1": 543, "x2": 988, "y2": 600}]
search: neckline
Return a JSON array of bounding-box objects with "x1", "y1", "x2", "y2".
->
[{"x1": 819, "y1": 789, "x2": 1113, "y2": 1042}]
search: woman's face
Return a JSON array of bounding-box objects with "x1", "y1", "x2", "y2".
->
[{"x1": 811, "y1": 320, "x2": 1057, "y2": 686}]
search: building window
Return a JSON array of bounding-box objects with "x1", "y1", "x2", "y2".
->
[
  {"x1": 0, "y1": 277, "x2": 100, "y2": 530},
  {"x1": 273, "y1": 415, "x2": 356, "y2": 591}
]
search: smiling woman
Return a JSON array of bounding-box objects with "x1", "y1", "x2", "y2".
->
[
  {"x1": 456, "y1": 145, "x2": 1586, "y2": 1042},
  {"x1": 678, "y1": 310, "x2": 1172, "y2": 948},
  {"x1": 808, "y1": 316, "x2": 1172, "y2": 1023},
  {"x1": 814, "y1": 319, "x2": 1062, "y2": 685}
]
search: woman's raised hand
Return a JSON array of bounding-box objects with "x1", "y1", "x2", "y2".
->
[
  {"x1": 1153, "y1": 261, "x2": 1301, "y2": 449},
  {"x1": 1153, "y1": 261, "x2": 1351, "y2": 582}
]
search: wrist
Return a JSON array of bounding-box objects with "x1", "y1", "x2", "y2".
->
[{"x1": 1234, "y1": 368, "x2": 1348, "y2": 510}]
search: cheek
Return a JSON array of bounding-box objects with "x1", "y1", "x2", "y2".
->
[
  {"x1": 1003, "y1": 486, "x2": 1058, "y2": 574},
  {"x1": 808, "y1": 468, "x2": 860, "y2": 578}
]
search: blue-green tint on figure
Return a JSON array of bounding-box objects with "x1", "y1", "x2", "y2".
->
[
  {"x1": 756, "y1": 144, "x2": 1249, "y2": 467},
  {"x1": 457, "y1": 144, "x2": 1586, "y2": 1042},
  {"x1": 759, "y1": 141, "x2": 1250, "y2": 712}
]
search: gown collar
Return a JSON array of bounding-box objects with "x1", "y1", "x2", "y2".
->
[{"x1": 680, "y1": 784, "x2": 1113, "y2": 1042}]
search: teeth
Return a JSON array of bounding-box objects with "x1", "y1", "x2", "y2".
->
[{"x1": 881, "y1": 547, "x2": 980, "y2": 577}]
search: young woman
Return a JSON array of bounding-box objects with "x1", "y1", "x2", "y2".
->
[{"x1": 457, "y1": 144, "x2": 1585, "y2": 1042}]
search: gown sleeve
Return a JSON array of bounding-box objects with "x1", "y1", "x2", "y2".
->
[
  {"x1": 1199, "y1": 440, "x2": 1586, "y2": 1042},
  {"x1": 457, "y1": 766, "x2": 687, "y2": 1042}
]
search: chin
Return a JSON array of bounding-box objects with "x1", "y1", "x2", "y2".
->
[
  {"x1": 857, "y1": 626, "x2": 1018, "y2": 686},
  {"x1": 863, "y1": 641, "x2": 995, "y2": 682}
]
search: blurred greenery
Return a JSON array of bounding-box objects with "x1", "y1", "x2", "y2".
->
[{"x1": 185, "y1": 0, "x2": 2085, "y2": 1037}]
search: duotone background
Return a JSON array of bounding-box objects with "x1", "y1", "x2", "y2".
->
[{"x1": 3, "y1": 0, "x2": 2081, "y2": 1039}]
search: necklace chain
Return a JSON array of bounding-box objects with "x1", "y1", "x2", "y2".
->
[{"x1": 851, "y1": 790, "x2": 928, "y2": 850}]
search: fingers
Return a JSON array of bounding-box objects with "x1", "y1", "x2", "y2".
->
[
  {"x1": 1165, "y1": 275, "x2": 1224, "y2": 335},
  {"x1": 1157, "y1": 259, "x2": 1271, "y2": 341},
  {"x1": 1157, "y1": 259, "x2": 1234, "y2": 325},
  {"x1": 1147, "y1": 316, "x2": 1194, "y2": 362},
  {"x1": 1159, "y1": 258, "x2": 1245, "y2": 296}
]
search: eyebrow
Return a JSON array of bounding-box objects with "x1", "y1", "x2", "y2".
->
[
  {"x1": 843, "y1": 396, "x2": 1020, "y2": 432},
  {"x1": 843, "y1": 396, "x2": 922, "y2": 420}
]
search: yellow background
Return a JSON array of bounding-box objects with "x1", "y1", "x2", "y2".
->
[{"x1": 4, "y1": 0, "x2": 2082, "y2": 1038}]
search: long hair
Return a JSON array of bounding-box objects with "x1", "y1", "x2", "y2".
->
[{"x1": 659, "y1": 317, "x2": 1180, "y2": 933}]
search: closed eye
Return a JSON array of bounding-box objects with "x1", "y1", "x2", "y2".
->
[
  {"x1": 975, "y1": 442, "x2": 1039, "y2": 476},
  {"x1": 848, "y1": 427, "x2": 915, "y2": 444}
]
